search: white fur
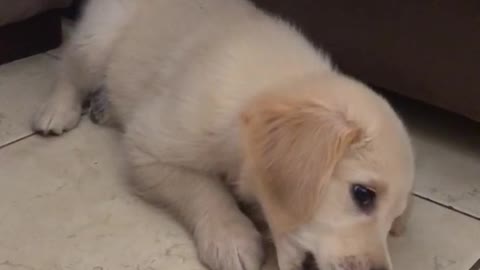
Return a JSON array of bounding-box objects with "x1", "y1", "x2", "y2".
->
[{"x1": 33, "y1": 1, "x2": 414, "y2": 270}]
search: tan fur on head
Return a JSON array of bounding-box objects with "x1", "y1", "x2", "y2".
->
[{"x1": 241, "y1": 90, "x2": 361, "y2": 234}]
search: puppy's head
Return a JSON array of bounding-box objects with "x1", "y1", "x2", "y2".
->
[{"x1": 240, "y1": 73, "x2": 414, "y2": 270}]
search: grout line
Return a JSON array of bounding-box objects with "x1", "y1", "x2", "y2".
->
[
  {"x1": 470, "y1": 258, "x2": 480, "y2": 270},
  {"x1": 413, "y1": 193, "x2": 480, "y2": 221},
  {"x1": 0, "y1": 133, "x2": 35, "y2": 150}
]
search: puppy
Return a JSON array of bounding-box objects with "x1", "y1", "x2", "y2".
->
[{"x1": 33, "y1": 0, "x2": 415, "y2": 270}]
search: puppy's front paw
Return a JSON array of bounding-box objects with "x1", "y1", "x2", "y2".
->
[
  {"x1": 195, "y1": 215, "x2": 264, "y2": 270},
  {"x1": 389, "y1": 216, "x2": 408, "y2": 237},
  {"x1": 390, "y1": 195, "x2": 413, "y2": 237},
  {"x1": 32, "y1": 93, "x2": 82, "y2": 135}
]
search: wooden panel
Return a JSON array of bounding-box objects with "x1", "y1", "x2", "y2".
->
[{"x1": 0, "y1": 10, "x2": 62, "y2": 65}]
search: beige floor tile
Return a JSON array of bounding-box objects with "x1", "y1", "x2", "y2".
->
[
  {"x1": 397, "y1": 101, "x2": 480, "y2": 219},
  {"x1": 0, "y1": 55, "x2": 57, "y2": 147},
  {"x1": 412, "y1": 129, "x2": 480, "y2": 218},
  {"x1": 0, "y1": 121, "x2": 205, "y2": 270},
  {"x1": 1, "y1": 119, "x2": 479, "y2": 270},
  {"x1": 390, "y1": 197, "x2": 480, "y2": 270},
  {"x1": 0, "y1": 77, "x2": 478, "y2": 270}
]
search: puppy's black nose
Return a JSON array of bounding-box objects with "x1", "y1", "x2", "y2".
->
[{"x1": 302, "y1": 252, "x2": 319, "y2": 270}]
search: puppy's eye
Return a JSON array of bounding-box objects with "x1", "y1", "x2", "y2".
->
[{"x1": 351, "y1": 184, "x2": 376, "y2": 212}]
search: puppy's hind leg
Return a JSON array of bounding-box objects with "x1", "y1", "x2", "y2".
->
[
  {"x1": 33, "y1": 0, "x2": 133, "y2": 135},
  {"x1": 33, "y1": 36, "x2": 107, "y2": 135},
  {"x1": 33, "y1": 69, "x2": 84, "y2": 135}
]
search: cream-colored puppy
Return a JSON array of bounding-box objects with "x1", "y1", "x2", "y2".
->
[{"x1": 33, "y1": 0, "x2": 415, "y2": 270}]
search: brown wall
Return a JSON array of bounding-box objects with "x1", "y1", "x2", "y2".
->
[{"x1": 252, "y1": 0, "x2": 480, "y2": 121}]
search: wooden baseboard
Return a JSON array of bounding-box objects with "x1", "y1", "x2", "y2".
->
[{"x1": 0, "y1": 10, "x2": 62, "y2": 65}]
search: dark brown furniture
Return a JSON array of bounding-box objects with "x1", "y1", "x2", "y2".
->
[
  {"x1": 15, "y1": 0, "x2": 478, "y2": 121},
  {"x1": 0, "y1": 0, "x2": 71, "y2": 64},
  {"x1": 251, "y1": 0, "x2": 480, "y2": 122}
]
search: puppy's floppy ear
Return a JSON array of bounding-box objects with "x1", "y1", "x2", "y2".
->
[{"x1": 241, "y1": 94, "x2": 360, "y2": 234}]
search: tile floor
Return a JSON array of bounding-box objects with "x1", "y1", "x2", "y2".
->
[{"x1": 0, "y1": 51, "x2": 479, "y2": 270}]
